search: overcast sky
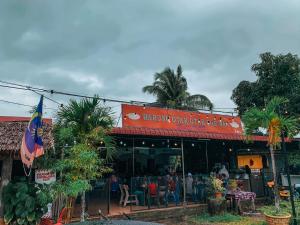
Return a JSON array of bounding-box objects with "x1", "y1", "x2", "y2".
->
[{"x1": 1, "y1": 0, "x2": 300, "y2": 120}]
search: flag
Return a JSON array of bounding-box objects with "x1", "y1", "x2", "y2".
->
[{"x1": 20, "y1": 96, "x2": 44, "y2": 168}]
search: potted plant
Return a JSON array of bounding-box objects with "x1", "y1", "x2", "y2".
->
[
  {"x1": 260, "y1": 202, "x2": 292, "y2": 225},
  {"x1": 205, "y1": 176, "x2": 227, "y2": 215},
  {"x1": 206, "y1": 176, "x2": 225, "y2": 198},
  {"x1": 242, "y1": 97, "x2": 298, "y2": 225}
]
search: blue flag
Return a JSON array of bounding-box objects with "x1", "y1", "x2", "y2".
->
[{"x1": 20, "y1": 96, "x2": 44, "y2": 168}]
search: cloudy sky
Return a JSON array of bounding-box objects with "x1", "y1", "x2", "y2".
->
[{"x1": 1, "y1": 0, "x2": 300, "y2": 120}]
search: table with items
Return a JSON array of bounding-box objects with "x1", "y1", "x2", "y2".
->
[{"x1": 226, "y1": 190, "x2": 256, "y2": 213}]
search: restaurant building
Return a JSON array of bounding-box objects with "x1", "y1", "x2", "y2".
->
[
  {"x1": 1, "y1": 105, "x2": 299, "y2": 218},
  {"x1": 85, "y1": 104, "x2": 299, "y2": 216}
]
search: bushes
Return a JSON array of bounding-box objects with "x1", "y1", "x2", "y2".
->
[{"x1": 3, "y1": 178, "x2": 52, "y2": 225}]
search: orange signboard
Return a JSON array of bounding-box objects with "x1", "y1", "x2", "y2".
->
[
  {"x1": 122, "y1": 104, "x2": 243, "y2": 134},
  {"x1": 237, "y1": 155, "x2": 263, "y2": 169}
]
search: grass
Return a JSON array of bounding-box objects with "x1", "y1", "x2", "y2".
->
[{"x1": 189, "y1": 213, "x2": 267, "y2": 225}]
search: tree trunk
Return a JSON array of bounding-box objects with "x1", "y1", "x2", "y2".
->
[
  {"x1": 80, "y1": 192, "x2": 86, "y2": 222},
  {"x1": 270, "y1": 145, "x2": 280, "y2": 210},
  {"x1": 0, "y1": 156, "x2": 13, "y2": 220}
]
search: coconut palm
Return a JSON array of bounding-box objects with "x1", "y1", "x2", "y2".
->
[
  {"x1": 56, "y1": 96, "x2": 115, "y2": 221},
  {"x1": 57, "y1": 96, "x2": 114, "y2": 138},
  {"x1": 242, "y1": 97, "x2": 298, "y2": 210},
  {"x1": 143, "y1": 65, "x2": 213, "y2": 110}
]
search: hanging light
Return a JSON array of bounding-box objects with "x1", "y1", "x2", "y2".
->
[
  {"x1": 151, "y1": 144, "x2": 155, "y2": 147},
  {"x1": 142, "y1": 141, "x2": 145, "y2": 145},
  {"x1": 192, "y1": 143, "x2": 195, "y2": 147},
  {"x1": 120, "y1": 141, "x2": 123, "y2": 145},
  {"x1": 229, "y1": 148, "x2": 232, "y2": 152},
  {"x1": 174, "y1": 143, "x2": 178, "y2": 146}
]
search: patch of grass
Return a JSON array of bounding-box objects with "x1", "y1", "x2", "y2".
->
[{"x1": 189, "y1": 213, "x2": 267, "y2": 225}]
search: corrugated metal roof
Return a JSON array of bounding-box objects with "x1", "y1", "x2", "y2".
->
[{"x1": 111, "y1": 127, "x2": 272, "y2": 142}]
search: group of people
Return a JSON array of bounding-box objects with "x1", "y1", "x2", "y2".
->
[{"x1": 110, "y1": 172, "x2": 209, "y2": 207}]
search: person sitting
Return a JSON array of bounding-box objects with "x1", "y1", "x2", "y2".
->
[
  {"x1": 218, "y1": 165, "x2": 229, "y2": 180},
  {"x1": 165, "y1": 177, "x2": 178, "y2": 206},
  {"x1": 111, "y1": 175, "x2": 119, "y2": 200},
  {"x1": 148, "y1": 179, "x2": 158, "y2": 206},
  {"x1": 218, "y1": 165, "x2": 229, "y2": 189}
]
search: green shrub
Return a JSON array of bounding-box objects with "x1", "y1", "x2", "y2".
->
[{"x1": 3, "y1": 178, "x2": 52, "y2": 225}]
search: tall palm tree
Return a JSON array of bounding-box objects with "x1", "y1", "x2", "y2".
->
[
  {"x1": 56, "y1": 96, "x2": 115, "y2": 221},
  {"x1": 242, "y1": 97, "x2": 298, "y2": 210},
  {"x1": 142, "y1": 65, "x2": 213, "y2": 110}
]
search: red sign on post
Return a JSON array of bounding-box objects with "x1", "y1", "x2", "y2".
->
[{"x1": 122, "y1": 104, "x2": 243, "y2": 134}]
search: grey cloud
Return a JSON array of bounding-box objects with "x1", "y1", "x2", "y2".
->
[{"x1": 1, "y1": 0, "x2": 300, "y2": 117}]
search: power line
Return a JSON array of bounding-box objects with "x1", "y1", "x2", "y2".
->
[
  {"x1": 0, "y1": 80, "x2": 63, "y2": 107},
  {"x1": 0, "y1": 98, "x2": 56, "y2": 110},
  {"x1": 0, "y1": 80, "x2": 237, "y2": 115},
  {"x1": 31, "y1": 89, "x2": 63, "y2": 107}
]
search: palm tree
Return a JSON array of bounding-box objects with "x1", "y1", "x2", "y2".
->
[
  {"x1": 142, "y1": 65, "x2": 213, "y2": 110},
  {"x1": 56, "y1": 96, "x2": 115, "y2": 221},
  {"x1": 242, "y1": 97, "x2": 298, "y2": 210},
  {"x1": 57, "y1": 96, "x2": 114, "y2": 139}
]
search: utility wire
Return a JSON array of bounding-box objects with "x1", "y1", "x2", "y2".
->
[
  {"x1": 0, "y1": 80, "x2": 63, "y2": 107},
  {"x1": 0, "y1": 98, "x2": 56, "y2": 110},
  {"x1": 0, "y1": 81, "x2": 146, "y2": 104},
  {"x1": 31, "y1": 89, "x2": 63, "y2": 107},
  {"x1": 0, "y1": 80, "x2": 237, "y2": 115}
]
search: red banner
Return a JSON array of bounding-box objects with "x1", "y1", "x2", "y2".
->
[{"x1": 122, "y1": 104, "x2": 243, "y2": 134}]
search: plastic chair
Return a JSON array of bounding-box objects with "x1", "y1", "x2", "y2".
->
[
  {"x1": 54, "y1": 207, "x2": 69, "y2": 225},
  {"x1": 39, "y1": 207, "x2": 69, "y2": 225},
  {"x1": 119, "y1": 184, "x2": 125, "y2": 205},
  {"x1": 123, "y1": 185, "x2": 139, "y2": 207}
]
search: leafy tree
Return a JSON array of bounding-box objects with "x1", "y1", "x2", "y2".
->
[
  {"x1": 143, "y1": 65, "x2": 213, "y2": 110},
  {"x1": 232, "y1": 52, "x2": 300, "y2": 116},
  {"x1": 53, "y1": 142, "x2": 112, "y2": 222},
  {"x1": 54, "y1": 97, "x2": 115, "y2": 221},
  {"x1": 242, "y1": 97, "x2": 298, "y2": 211}
]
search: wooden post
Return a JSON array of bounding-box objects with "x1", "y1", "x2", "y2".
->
[{"x1": 0, "y1": 155, "x2": 13, "y2": 224}]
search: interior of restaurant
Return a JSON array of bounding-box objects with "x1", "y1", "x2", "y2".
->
[{"x1": 70, "y1": 135, "x2": 289, "y2": 216}]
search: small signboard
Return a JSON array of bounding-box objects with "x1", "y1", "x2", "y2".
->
[{"x1": 35, "y1": 169, "x2": 56, "y2": 184}]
